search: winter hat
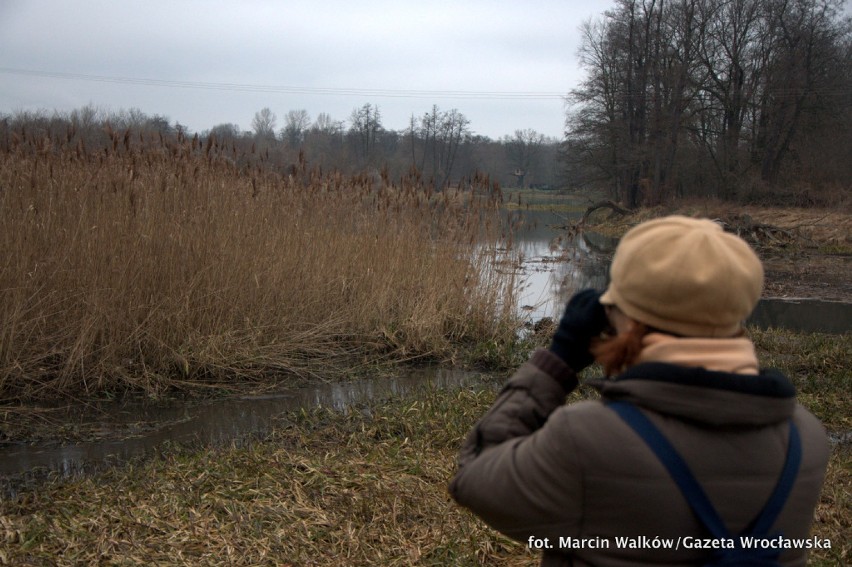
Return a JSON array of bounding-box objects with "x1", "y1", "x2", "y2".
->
[{"x1": 599, "y1": 215, "x2": 764, "y2": 337}]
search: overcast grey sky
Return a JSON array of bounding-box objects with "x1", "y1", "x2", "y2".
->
[{"x1": 0, "y1": 1, "x2": 607, "y2": 140}]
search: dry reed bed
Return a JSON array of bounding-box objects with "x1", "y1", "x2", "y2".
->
[{"x1": 0, "y1": 134, "x2": 517, "y2": 402}]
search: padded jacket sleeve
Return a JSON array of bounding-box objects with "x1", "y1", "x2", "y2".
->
[{"x1": 448, "y1": 349, "x2": 585, "y2": 543}]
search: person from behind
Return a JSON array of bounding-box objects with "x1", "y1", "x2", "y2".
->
[{"x1": 449, "y1": 215, "x2": 829, "y2": 566}]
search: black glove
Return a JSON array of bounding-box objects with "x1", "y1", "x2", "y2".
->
[{"x1": 549, "y1": 289, "x2": 608, "y2": 372}]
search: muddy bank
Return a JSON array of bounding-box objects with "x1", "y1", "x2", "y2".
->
[
  {"x1": 582, "y1": 204, "x2": 851, "y2": 302},
  {"x1": 761, "y1": 252, "x2": 851, "y2": 302}
]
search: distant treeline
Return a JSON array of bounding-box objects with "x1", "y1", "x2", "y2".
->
[
  {"x1": 0, "y1": 104, "x2": 561, "y2": 193},
  {"x1": 564, "y1": 0, "x2": 852, "y2": 207}
]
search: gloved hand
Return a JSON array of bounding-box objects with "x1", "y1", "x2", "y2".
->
[{"x1": 549, "y1": 289, "x2": 608, "y2": 372}]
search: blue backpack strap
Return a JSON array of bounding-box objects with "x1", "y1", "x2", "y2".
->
[
  {"x1": 607, "y1": 401, "x2": 802, "y2": 540},
  {"x1": 745, "y1": 419, "x2": 802, "y2": 537},
  {"x1": 607, "y1": 400, "x2": 731, "y2": 539}
]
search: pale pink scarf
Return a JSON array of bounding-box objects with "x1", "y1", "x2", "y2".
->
[{"x1": 638, "y1": 333, "x2": 759, "y2": 375}]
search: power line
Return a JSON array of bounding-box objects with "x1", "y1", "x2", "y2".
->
[{"x1": 0, "y1": 67, "x2": 568, "y2": 101}]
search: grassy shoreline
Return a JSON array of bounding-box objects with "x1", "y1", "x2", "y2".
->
[{"x1": 1, "y1": 327, "x2": 848, "y2": 566}]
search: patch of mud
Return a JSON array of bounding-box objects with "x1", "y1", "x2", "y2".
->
[
  {"x1": 700, "y1": 211, "x2": 852, "y2": 302},
  {"x1": 761, "y1": 253, "x2": 851, "y2": 302},
  {"x1": 583, "y1": 205, "x2": 852, "y2": 303}
]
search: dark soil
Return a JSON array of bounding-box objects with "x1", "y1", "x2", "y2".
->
[
  {"x1": 583, "y1": 204, "x2": 852, "y2": 303},
  {"x1": 761, "y1": 252, "x2": 851, "y2": 301}
]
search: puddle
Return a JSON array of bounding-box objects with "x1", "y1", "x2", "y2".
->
[{"x1": 0, "y1": 368, "x2": 494, "y2": 493}]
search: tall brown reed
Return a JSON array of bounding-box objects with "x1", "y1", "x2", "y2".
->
[{"x1": 0, "y1": 131, "x2": 518, "y2": 401}]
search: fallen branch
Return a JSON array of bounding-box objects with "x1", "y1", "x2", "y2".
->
[
  {"x1": 582, "y1": 200, "x2": 631, "y2": 224},
  {"x1": 727, "y1": 214, "x2": 798, "y2": 247}
]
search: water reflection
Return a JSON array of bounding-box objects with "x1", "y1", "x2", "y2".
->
[
  {"x1": 506, "y1": 209, "x2": 614, "y2": 322},
  {"x1": 748, "y1": 298, "x2": 852, "y2": 334},
  {"x1": 506, "y1": 210, "x2": 851, "y2": 335}
]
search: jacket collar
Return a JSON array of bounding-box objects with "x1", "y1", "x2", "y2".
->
[{"x1": 589, "y1": 363, "x2": 797, "y2": 426}]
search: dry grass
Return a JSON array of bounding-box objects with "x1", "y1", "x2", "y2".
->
[
  {"x1": 751, "y1": 328, "x2": 851, "y2": 566},
  {"x1": 0, "y1": 330, "x2": 847, "y2": 565},
  {"x1": 676, "y1": 202, "x2": 852, "y2": 249},
  {"x1": 0, "y1": 131, "x2": 518, "y2": 402}
]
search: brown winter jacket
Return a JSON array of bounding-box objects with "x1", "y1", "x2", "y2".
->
[{"x1": 449, "y1": 349, "x2": 829, "y2": 566}]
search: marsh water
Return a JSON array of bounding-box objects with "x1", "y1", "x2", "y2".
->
[
  {"x1": 504, "y1": 210, "x2": 852, "y2": 333},
  {"x1": 1, "y1": 209, "x2": 849, "y2": 487},
  {"x1": 0, "y1": 367, "x2": 491, "y2": 491}
]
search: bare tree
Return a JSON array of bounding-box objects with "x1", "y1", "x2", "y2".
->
[
  {"x1": 754, "y1": 0, "x2": 846, "y2": 183},
  {"x1": 312, "y1": 112, "x2": 343, "y2": 135},
  {"x1": 251, "y1": 107, "x2": 277, "y2": 140},
  {"x1": 564, "y1": 18, "x2": 626, "y2": 198},
  {"x1": 503, "y1": 129, "x2": 546, "y2": 188},
  {"x1": 564, "y1": 0, "x2": 851, "y2": 204},
  {"x1": 282, "y1": 109, "x2": 311, "y2": 147},
  {"x1": 206, "y1": 123, "x2": 243, "y2": 143},
  {"x1": 646, "y1": 0, "x2": 701, "y2": 203},
  {"x1": 67, "y1": 104, "x2": 108, "y2": 146},
  {"x1": 693, "y1": 0, "x2": 768, "y2": 197},
  {"x1": 409, "y1": 105, "x2": 471, "y2": 189},
  {"x1": 348, "y1": 103, "x2": 382, "y2": 167}
]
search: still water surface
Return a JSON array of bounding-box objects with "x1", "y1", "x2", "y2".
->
[{"x1": 0, "y1": 368, "x2": 491, "y2": 492}]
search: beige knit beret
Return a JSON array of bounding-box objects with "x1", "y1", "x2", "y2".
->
[{"x1": 599, "y1": 215, "x2": 764, "y2": 337}]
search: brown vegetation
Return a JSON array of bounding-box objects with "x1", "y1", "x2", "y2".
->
[
  {"x1": 0, "y1": 127, "x2": 517, "y2": 402},
  {"x1": 583, "y1": 201, "x2": 852, "y2": 248}
]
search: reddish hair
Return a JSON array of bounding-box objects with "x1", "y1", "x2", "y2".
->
[{"x1": 591, "y1": 322, "x2": 650, "y2": 377}]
